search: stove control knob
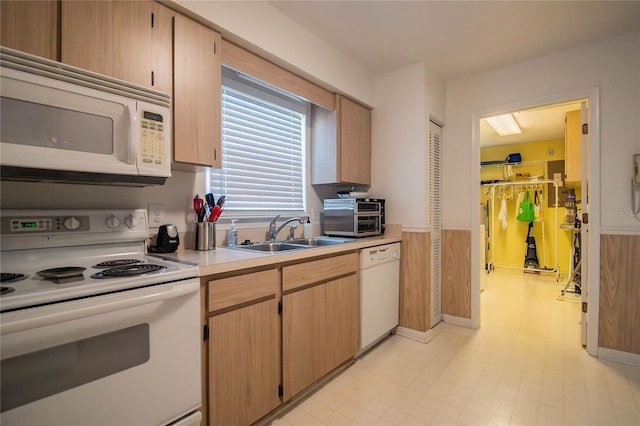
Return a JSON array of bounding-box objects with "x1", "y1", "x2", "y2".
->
[
  {"x1": 106, "y1": 215, "x2": 121, "y2": 229},
  {"x1": 63, "y1": 216, "x2": 81, "y2": 230},
  {"x1": 125, "y1": 214, "x2": 139, "y2": 228}
]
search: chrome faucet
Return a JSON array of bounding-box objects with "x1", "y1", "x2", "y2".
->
[{"x1": 268, "y1": 215, "x2": 304, "y2": 241}]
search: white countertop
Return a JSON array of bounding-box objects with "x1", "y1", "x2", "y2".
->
[{"x1": 152, "y1": 234, "x2": 402, "y2": 277}]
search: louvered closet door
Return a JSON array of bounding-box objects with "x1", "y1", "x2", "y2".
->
[{"x1": 429, "y1": 121, "x2": 443, "y2": 327}]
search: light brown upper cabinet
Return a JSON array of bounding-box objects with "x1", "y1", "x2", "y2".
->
[
  {"x1": 173, "y1": 14, "x2": 221, "y2": 168},
  {"x1": 312, "y1": 94, "x2": 372, "y2": 186},
  {"x1": 61, "y1": 1, "x2": 173, "y2": 94},
  {"x1": 565, "y1": 110, "x2": 583, "y2": 183},
  {"x1": 0, "y1": 0, "x2": 60, "y2": 60}
]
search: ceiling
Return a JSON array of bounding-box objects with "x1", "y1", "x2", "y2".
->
[
  {"x1": 269, "y1": 1, "x2": 640, "y2": 81},
  {"x1": 479, "y1": 102, "x2": 583, "y2": 148},
  {"x1": 268, "y1": 1, "x2": 639, "y2": 147}
]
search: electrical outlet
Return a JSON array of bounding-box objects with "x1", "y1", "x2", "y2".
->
[
  {"x1": 311, "y1": 209, "x2": 322, "y2": 221},
  {"x1": 148, "y1": 203, "x2": 166, "y2": 227}
]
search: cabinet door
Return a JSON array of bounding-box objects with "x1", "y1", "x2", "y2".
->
[
  {"x1": 338, "y1": 95, "x2": 371, "y2": 185},
  {"x1": 325, "y1": 274, "x2": 360, "y2": 370},
  {"x1": 61, "y1": 1, "x2": 172, "y2": 93},
  {"x1": 173, "y1": 14, "x2": 221, "y2": 167},
  {"x1": 1, "y1": 0, "x2": 59, "y2": 60},
  {"x1": 210, "y1": 299, "x2": 280, "y2": 426},
  {"x1": 565, "y1": 110, "x2": 582, "y2": 183},
  {"x1": 282, "y1": 284, "x2": 326, "y2": 401}
]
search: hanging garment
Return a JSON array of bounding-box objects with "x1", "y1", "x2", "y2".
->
[
  {"x1": 498, "y1": 198, "x2": 508, "y2": 230},
  {"x1": 516, "y1": 190, "x2": 536, "y2": 222},
  {"x1": 515, "y1": 191, "x2": 525, "y2": 219},
  {"x1": 498, "y1": 198, "x2": 507, "y2": 229},
  {"x1": 534, "y1": 190, "x2": 544, "y2": 222}
]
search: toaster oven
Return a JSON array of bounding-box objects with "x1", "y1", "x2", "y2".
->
[{"x1": 323, "y1": 198, "x2": 385, "y2": 237}]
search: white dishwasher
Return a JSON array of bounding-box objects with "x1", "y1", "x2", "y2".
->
[{"x1": 358, "y1": 242, "x2": 401, "y2": 356}]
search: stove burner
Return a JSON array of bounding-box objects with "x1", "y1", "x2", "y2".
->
[
  {"x1": 0, "y1": 286, "x2": 15, "y2": 296},
  {"x1": 36, "y1": 267, "x2": 86, "y2": 284},
  {"x1": 94, "y1": 259, "x2": 143, "y2": 268},
  {"x1": 0, "y1": 273, "x2": 26, "y2": 283},
  {"x1": 91, "y1": 264, "x2": 166, "y2": 279}
]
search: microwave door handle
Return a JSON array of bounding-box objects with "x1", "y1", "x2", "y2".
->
[{"x1": 124, "y1": 104, "x2": 137, "y2": 165}]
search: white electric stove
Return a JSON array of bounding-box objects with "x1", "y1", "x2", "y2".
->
[{"x1": 0, "y1": 209, "x2": 202, "y2": 426}]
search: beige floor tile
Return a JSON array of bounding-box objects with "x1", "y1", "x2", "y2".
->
[
  {"x1": 352, "y1": 408, "x2": 380, "y2": 425},
  {"x1": 306, "y1": 402, "x2": 334, "y2": 422},
  {"x1": 324, "y1": 411, "x2": 353, "y2": 426},
  {"x1": 270, "y1": 270, "x2": 640, "y2": 426},
  {"x1": 335, "y1": 400, "x2": 362, "y2": 420}
]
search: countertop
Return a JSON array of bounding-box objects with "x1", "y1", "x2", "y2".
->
[{"x1": 152, "y1": 234, "x2": 402, "y2": 277}]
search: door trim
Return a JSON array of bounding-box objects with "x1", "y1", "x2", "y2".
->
[{"x1": 470, "y1": 87, "x2": 600, "y2": 356}]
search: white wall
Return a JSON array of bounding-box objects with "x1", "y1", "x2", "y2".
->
[
  {"x1": 444, "y1": 32, "x2": 640, "y2": 233},
  {"x1": 371, "y1": 61, "x2": 446, "y2": 230},
  {"x1": 174, "y1": 0, "x2": 376, "y2": 107}
]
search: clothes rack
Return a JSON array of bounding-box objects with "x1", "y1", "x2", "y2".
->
[{"x1": 486, "y1": 180, "x2": 560, "y2": 278}]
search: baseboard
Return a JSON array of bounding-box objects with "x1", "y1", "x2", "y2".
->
[
  {"x1": 395, "y1": 326, "x2": 434, "y2": 344},
  {"x1": 443, "y1": 314, "x2": 472, "y2": 328},
  {"x1": 598, "y1": 347, "x2": 640, "y2": 366}
]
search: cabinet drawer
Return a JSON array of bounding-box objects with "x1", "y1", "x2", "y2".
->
[
  {"x1": 208, "y1": 269, "x2": 278, "y2": 314},
  {"x1": 282, "y1": 252, "x2": 358, "y2": 292}
]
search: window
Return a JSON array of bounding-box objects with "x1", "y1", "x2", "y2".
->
[{"x1": 208, "y1": 71, "x2": 307, "y2": 216}]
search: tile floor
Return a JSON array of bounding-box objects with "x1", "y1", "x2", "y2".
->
[{"x1": 272, "y1": 270, "x2": 640, "y2": 425}]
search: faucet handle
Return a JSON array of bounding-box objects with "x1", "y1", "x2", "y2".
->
[{"x1": 288, "y1": 224, "x2": 298, "y2": 240}]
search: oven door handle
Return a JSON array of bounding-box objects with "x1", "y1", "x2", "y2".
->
[{"x1": 1, "y1": 280, "x2": 199, "y2": 335}]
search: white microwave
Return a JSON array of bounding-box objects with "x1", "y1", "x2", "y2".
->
[{"x1": 0, "y1": 47, "x2": 171, "y2": 186}]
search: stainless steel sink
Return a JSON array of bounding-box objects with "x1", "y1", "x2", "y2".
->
[
  {"x1": 288, "y1": 237, "x2": 350, "y2": 246},
  {"x1": 231, "y1": 237, "x2": 351, "y2": 253},
  {"x1": 232, "y1": 242, "x2": 310, "y2": 252}
]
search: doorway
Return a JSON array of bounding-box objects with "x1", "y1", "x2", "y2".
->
[{"x1": 470, "y1": 88, "x2": 600, "y2": 356}]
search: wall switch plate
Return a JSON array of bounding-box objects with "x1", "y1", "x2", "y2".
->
[{"x1": 148, "y1": 203, "x2": 166, "y2": 227}]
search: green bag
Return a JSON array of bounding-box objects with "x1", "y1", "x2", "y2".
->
[{"x1": 516, "y1": 190, "x2": 536, "y2": 222}]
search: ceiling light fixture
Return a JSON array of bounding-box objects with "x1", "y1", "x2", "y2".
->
[{"x1": 484, "y1": 113, "x2": 522, "y2": 136}]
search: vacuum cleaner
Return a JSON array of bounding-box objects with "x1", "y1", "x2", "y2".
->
[{"x1": 524, "y1": 222, "x2": 539, "y2": 271}]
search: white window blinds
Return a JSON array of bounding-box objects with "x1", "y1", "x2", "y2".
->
[{"x1": 210, "y1": 86, "x2": 306, "y2": 213}]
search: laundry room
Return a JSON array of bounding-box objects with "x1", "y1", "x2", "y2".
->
[{"x1": 479, "y1": 101, "x2": 585, "y2": 297}]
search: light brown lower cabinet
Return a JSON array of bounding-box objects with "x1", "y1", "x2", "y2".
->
[
  {"x1": 282, "y1": 253, "x2": 359, "y2": 401},
  {"x1": 209, "y1": 299, "x2": 280, "y2": 426},
  {"x1": 282, "y1": 284, "x2": 327, "y2": 400},
  {"x1": 206, "y1": 253, "x2": 359, "y2": 425},
  {"x1": 207, "y1": 269, "x2": 280, "y2": 426},
  {"x1": 325, "y1": 275, "x2": 360, "y2": 369}
]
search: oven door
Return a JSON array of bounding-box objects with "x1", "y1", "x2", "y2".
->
[{"x1": 0, "y1": 279, "x2": 200, "y2": 426}]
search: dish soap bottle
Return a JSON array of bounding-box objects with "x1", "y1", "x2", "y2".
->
[
  {"x1": 303, "y1": 217, "x2": 312, "y2": 239},
  {"x1": 228, "y1": 220, "x2": 238, "y2": 246}
]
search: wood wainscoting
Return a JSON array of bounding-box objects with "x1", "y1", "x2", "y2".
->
[
  {"x1": 442, "y1": 229, "x2": 471, "y2": 319},
  {"x1": 599, "y1": 234, "x2": 640, "y2": 354},
  {"x1": 399, "y1": 231, "x2": 431, "y2": 331}
]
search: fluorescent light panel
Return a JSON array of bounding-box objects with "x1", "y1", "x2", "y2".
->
[{"x1": 485, "y1": 113, "x2": 521, "y2": 136}]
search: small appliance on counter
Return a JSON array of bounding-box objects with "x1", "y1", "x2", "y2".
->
[
  {"x1": 148, "y1": 224, "x2": 180, "y2": 253},
  {"x1": 323, "y1": 198, "x2": 385, "y2": 237}
]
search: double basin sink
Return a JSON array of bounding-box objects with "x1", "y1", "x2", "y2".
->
[{"x1": 231, "y1": 237, "x2": 351, "y2": 253}]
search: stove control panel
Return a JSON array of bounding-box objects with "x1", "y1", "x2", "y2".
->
[
  {"x1": 5, "y1": 215, "x2": 90, "y2": 234},
  {"x1": 0, "y1": 210, "x2": 149, "y2": 251}
]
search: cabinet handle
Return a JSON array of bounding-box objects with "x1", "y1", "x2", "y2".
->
[
  {"x1": 151, "y1": 12, "x2": 155, "y2": 28},
  {"x1": 151, "y1": 71, "x2": 155, "y2": 86}
]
